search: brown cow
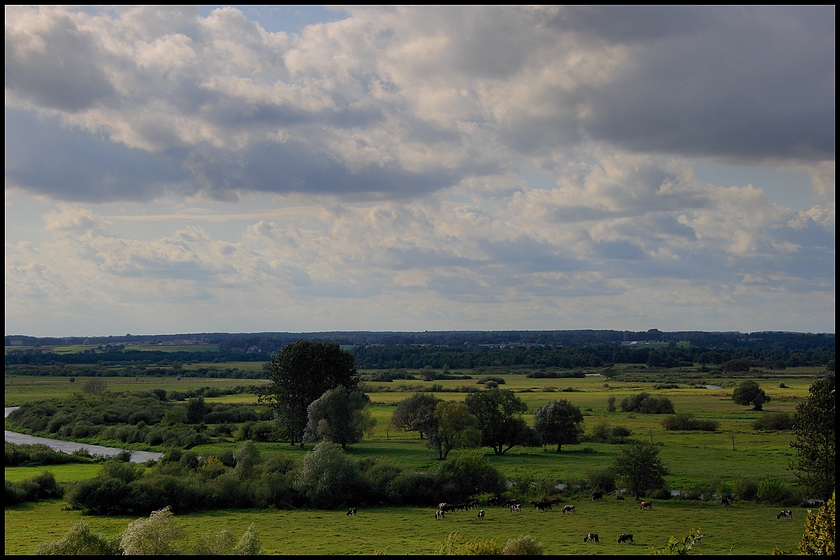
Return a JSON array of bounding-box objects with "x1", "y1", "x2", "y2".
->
[{"x1": 640, "y1": 501, "x2": 652, "y2": 510}]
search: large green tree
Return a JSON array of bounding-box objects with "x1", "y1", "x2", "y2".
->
[
  {"x1": 303, "y1": 386, "x2": 375, "y2": 450},
  {"x1": 464, "y1": 388, "x2": 534, "y2": 455},
  {"x1": 731, "y1": 380, "x2": 770, "y2": 411},
  {"x1": 427, "y1": 401, "x2": 481, "y2": 460},
  {"x1": 259, "y1": 340, "x2": 359, "y2": 447},
  {"x1": 612, "y1": 440, "x2": 669, "y2": 499},
  {"x1": 533, "y1": 399, "x2": 584, "y2": 453},
  {"x1": 391, "y1": 393, "x2": 442, "y2": 439},
  {"x1": 790, "y1": 372, "x2": 835, "y2": 503}
]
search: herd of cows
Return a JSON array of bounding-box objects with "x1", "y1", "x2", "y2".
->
[{"x1": 430, "y1": 491, "x2": 644, "y2": 545}]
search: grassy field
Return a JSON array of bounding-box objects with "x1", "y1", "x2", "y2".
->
[
  {"x1": 4, "y1": 498, "x2": 811, "y2": 555},
  {"x1": 4, "y1": 367, "x2": 826, "y2": 555}
]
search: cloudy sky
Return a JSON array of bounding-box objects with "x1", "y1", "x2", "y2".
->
[{"x1": 5, "y1": 5, "x2": 835, "y2": 338}]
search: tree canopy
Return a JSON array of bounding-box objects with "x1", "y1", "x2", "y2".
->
[
  {"x1": 790, "y1": 372, "x2": 835, "y2": 502},
  {"x1": 259, "y1": 340, "x2": 359, "y2": 447},
  {"x1": 533, "y1": 399, "x2": 584, "y2": 453},
  {"x1": 612, "y1": 440, "x2": 669, "y2": 499},
  {"x1": 427, "y1": 401, "x2": 481, "y2": 460},
  {"x1": 303, "y1": 387, "x2": 375, "y2": 450},
  {"x1": 391, "y1": 393, "x2": 442, "y2": 439},
  {"x1": 731, "y1": 380, "x2": 770, "y2": 411},
  {"x1": 464, "y1": 388, "x2": 535, "y2": 455}
]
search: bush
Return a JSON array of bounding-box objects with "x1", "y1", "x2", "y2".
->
[
  {"x1": 752, "y1": 413, "x2": 793, "y2": 431},
  {"x1": 502, "y1": 534, "x2": 544, "y2": 555},
  {"x1": 620, "y1": 392, "x2": 674, "y2": 414},
  {"x1": 33, "y1": 521, "x2": 122, "y2": 555},
  {"x1": 585, "y1": 467, "x2": 616, "y2": 493},
  {"x1": 661, "y1": 414, "x2": 719, "y2": 431},
  {"x1": 757, "y1": 477, "x2": 800, "y2": 506},
  {"x1": 733, "y1": 478, "x2": 759, "y2": 501}
]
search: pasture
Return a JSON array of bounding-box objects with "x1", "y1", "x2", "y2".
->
[
  {"x1": 4, "y1": 497, "x2": 811, "y2": 555},
  {"x1": 4, "y1": 368, "x2": 825, "y2": 555}
]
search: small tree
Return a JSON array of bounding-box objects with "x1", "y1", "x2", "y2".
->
[
  {"x1": 533, "y1": 399, "x2": 584, "y2": 453},
  {"x1": 732, "y1": 380, "x2": 770, "y2": 411},
  {"x1": 293, "y1": 442, "x2": 363, "y2": 509},
  {"x1": 33, "y1": 521, "x2": 122, "y2": 555},
  {"x1": 612, "y1": 440, "x2": 669, "y2": 499},
  {"x1": 428, "y1": 401, "x2": 480, "y2": 459},
  {"x1": 81, "y1": 378, "x2": 107, "y2": 396},
  {"x1": 790, "y1": 372, "x2": 835, "y2": 502},
  {"x1": 798, "y1": 490, "x2": 835, "y2": 555},
  {"x1": 120, "y1": 506, "x2": 183, "y2": 555},
  {"x1": 391, "y1": 393, "x2": 442, "y2": 439},
  {"x1": 465, "y1": 388, "x2": 533, "y2": 455},
  {"x1": 303, "y1": 387, "x2": 375, "y2": 450}
]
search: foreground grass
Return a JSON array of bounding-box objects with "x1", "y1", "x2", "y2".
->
[{"x1": 5, "y1": 498, "x2": 810, "y2": 555}]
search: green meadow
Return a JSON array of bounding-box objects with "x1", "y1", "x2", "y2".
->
[{"x1": 4, "y1": 368, "x2": 826, "y2": 555}]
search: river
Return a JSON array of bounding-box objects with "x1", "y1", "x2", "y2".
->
[{"x1": 5, "y1": 407, "x2": 164, "y2": 464}]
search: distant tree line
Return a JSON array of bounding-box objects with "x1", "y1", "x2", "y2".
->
[{"x1": 6, "y1": 340, "x2": 834, "y2": 372}]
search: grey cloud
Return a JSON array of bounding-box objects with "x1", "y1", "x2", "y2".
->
[
  {"x1": 575, "y1": 6, "x2": 835, "y2": 163},
  {"x1": 5, "y1": 13, "x2": 116, "y2": 112},
  {"x1": 478, "y1": 237, "x2": 584, "y2": 273},
  {"x1": 4, "y1": 110, "x2": 181, "y2": 202},
  {"x1": 592, "y1": 240, "x2": 646, "y2": 261}
]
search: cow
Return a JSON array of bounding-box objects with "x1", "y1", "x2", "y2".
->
[
  {"x1": 721, "y1": 497, "x2": 730, "y2": 506},
  {"x1": 347, "y1": 507, "x2": 357, "y2": 516},
  {"x1": 584, "y1": 533, "x2": 600, "y2": 543},
  {"x1": 533, "y1": 500, "x2": 552, "y2": 511},
  {"x1": 439, "y1": 503, "x2": 457, "y2": 513},
  {"x1": 562, "y1": 505, "x2": 576, "y2": 514},
  {"x1": 618, "y1": 533, "x2": 634, "y2": 544},
  {"x1": 778, "y1": 510, "x2": 792, "y2": 520},
  {"x1": 435, "y1": 509, "x2": 445, "y2": 519},
  {"x1": 547, "y1": 497, "x2": 562, "y2": 505},
  {"x1": 640, "y1": 501, "x2": 653, "y2": 510},
  {"x1": 476, "y1": 509, "x2": 485, "y2": 519},
  {"x1": 592, "y1": 491, "x2": 604, "y2": 501},
  {"x1": 503, "y1": 499, "x2": 520, "y2": 508},
  {"x1": 488, "y1": 496, "x2": 504, "y2": 507},
  {"x1": 510, "y1": 503, "x2": 522, "y2": 513}
]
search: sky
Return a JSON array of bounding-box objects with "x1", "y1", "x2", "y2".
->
[{"x1": 4, "y1": 5, "x2": 835, "y2": 338}]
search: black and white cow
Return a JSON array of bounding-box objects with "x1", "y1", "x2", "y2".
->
[
  {"x1": 476, "y1": 509, "x2": 485, "y2": 519},
  {"x1": 510, "y1": 503, "x2": 522, "y2": 513},
  {"x1": 347, "y1": 507, "x2": 357, "y2": 516},
  {"x1": 584, "y1": 533, "x2": 599, "y2": 543},
  {"x1": 562, "y1": 505, "x2": 576, "y2": 514},
  {"x1": 435, "y1": 509, "x2": 445, "y2": 519},
  {"x1": 778, "y1": 510, "x2": 793, "y2": 520},
  {"x1": 618, "y1": 533, "x2": 634, "y2": 544}
]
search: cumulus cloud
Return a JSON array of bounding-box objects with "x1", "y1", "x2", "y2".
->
[{"x1": 5, "y1": 5, "x2": 834, "y2": 204}]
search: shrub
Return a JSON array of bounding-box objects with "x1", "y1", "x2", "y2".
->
[
  {"x1": 585, "y1": 467, "x2": 616, "y2": 493},
  {"x1": 436, "y1": 531, "x2": 502, "y2": 555},
  {"x1": 733, "y1": 478, "x2": 760, "y2": 502},
  {"x1": 33, "y1": 521, "x2": 122, "y2": 555},
  {"x1": 752, "y1": 413, "x2": 793, "y2": 431},
  {"x1": 661, "y1": 414, "x2": 719, "y2": 431},
  {"x1": 757, "y1": 477, "x2": 800, "y2": 506},
  {"x1": 502, "y1": 534, "x2": 544, "y2": 555}
]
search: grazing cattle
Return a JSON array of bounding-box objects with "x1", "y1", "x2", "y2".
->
[
  {"x1": 467, "y1": 500, "x2": 479, "y2": 510},
  {"x1": 476, "y1": 509, "x2": 485, "y2": 519},
  {"x1": 778, "y1": 510, "x2": 792, "y2": 520},
  {"x1": 503, "y1": 499, "x2": 520, "y2": 508},
  {"x1": 347, "y1": 507, "x2": 357, "y2": 516},
  {"x1": 721, "y1": 497, "x2": 730, "y2": 506},
  {"x1": 435, "y1": 509, "x2": 445, "y2": 519},
  {"x1": 584, "y1": 533, "x2": 600, "y2": 543},
  {"x1": 618, "y1": 533, "x2": 634, "y2": 544},
  {"x1": 547, "y1": 497, "x2": 562, "y2": 505},
  {"x1": 532, "y1": 500, "x2": 552, "y2": 511},
  {"x1": 440, "y1": 503, "x2": 457, "y2": 513},
  {"x1": 592, "y1": 491, "x2": 604, "y2": 501},
  {"x1": 488, "y1": 496, "x2": 504, "y2": 507},
  {"x1": 562, "y1": 505, "x2": 576, "y2": 514},
  {"x1": 640, "y1": 501, "x2": 653, "y2": 510},
  {"x1": 510, "y1": 504, "x2": 522, "y2": 513}
]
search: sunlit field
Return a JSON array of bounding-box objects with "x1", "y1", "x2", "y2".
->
[{"x1": 4, "y1": 367, "x2": 826, "y2": 555}]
